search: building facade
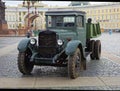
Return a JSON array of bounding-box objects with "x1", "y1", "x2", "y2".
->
[
  {"x1": 5, "y1": 2, "x2": 120, "y2": 32},
  {"x1": 51, "y1": 2, "x2": 120, "y2": 31},
  {"x1": 79, "y1": 3, "x2": 120, "y2": 31},
  {"x1": 5, "y1": 1, "x2": 48, "y2": 31},
  {"x1": 69, "y1": 1, "x2": 90, "y2": 6}
]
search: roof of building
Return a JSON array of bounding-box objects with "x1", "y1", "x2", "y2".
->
[{"x1": 69, "y1": 1, "x2": 90, "y2": 6}]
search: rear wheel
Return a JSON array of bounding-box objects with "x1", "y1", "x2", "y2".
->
[
  {"x1": 90, "y1": 40, "x2": 95, "y2": 60},
  {"x1": 18, "y1": 49, "x2": 34, "y2": 75},
  {"x1": 95, "y1": 40, "x2": 101, "y2": 60},
  {"x1": 68, "y1": 48, "x2": 81, "y2": 79}
]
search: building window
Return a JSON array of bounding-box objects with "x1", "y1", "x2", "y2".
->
[
  {"x1": 90, "y1": 11, "x2": 92, "y2": 14},
  {"x1": 19, "y1": 17, "x2": 21, "y2": 22},
  {"x1": 19, "y1": 12, "x2": 21, "y2": 16},
  {"x1": 102, "y1": 15, "x2": 104, "y2": 20},
  {"x1": 87, "y1": 11, "x2": 89, "y2": 14},
  {"x1": 109, "y1": 9, "x2": 111, "y2": 12},
  {"x1": 117, "y1": 8, "x2": 119, "y2": 12},
  {"x1": 114, "y1": 9, "x2": 116, "y2": 12},
  {"x1": 9, "y1": 24, "x2": 11, "y2": 28},
  {"x1": 23, "y1": 12, "x2": 26, "y2": 15},
  {"x1": 106, "y1": 15, "x2": 107, "y2": 20},
  {"x1": 11, "y1": 15, "x2": 13, "y2": 21},
  {"x1": 94, "y1": 10, "x2": 96, "y2": 14},
  {"x1": 19, "y1": 23, "x2": 21, "y2": 28},
  {"x1": 102, "y1": 10, "x2": 104, "y2": 13},
  {"x1": 13, "y1": 24, "x2": 15, "y2": 28},
  {"x1": 106, "y1": 9, "x2": 108, "y2": 12},
  {"x1": 117, "y1": 23, "x2": 118, "y2": 27}
]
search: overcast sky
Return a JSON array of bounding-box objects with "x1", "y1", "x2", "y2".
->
[{"x1": 2, "y1": 1, "x2": 107, "y2": 7}]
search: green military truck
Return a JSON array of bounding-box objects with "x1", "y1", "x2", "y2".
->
[{"x1": 17, "y1": 10, "x2": 101, "y2": 79}]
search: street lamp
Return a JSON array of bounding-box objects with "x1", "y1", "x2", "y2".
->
[
  {"x1": 34, "y1": 6, "x2": 37, "y2": 30},
  {"x1": 23, "y1": 0, "x2": 36, "y2": 30}
]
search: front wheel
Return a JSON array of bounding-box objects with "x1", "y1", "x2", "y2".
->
[
  {"x1": 68, "y1": 48, "x2": 81, "y2": 79},
  {"x1": 17, "y1": 50, "x2": 34, "y2": 75}
]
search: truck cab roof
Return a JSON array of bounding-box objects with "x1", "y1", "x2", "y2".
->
[{"x1": 45, "y1": 10, "x2": 86, "y2": 16}]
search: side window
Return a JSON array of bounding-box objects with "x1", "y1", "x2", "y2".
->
[
  {"x1": 77, "y1": 16, "x2": 84, "y2": 27},
  {"x1": 47, "y1": 16, "x2": 56, "y2": 27}
]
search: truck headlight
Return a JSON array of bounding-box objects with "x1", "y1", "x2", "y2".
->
[
  {"x1": 57, "y1": 39, "x2": 63, "y2": 46},
  {"x1": 30, "y1": 38, "x2": 37, "y2": 45}
]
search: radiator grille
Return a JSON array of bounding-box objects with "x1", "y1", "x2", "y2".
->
[{"x1": 38, "y1": 30, "x2": 57, "y2": 58}]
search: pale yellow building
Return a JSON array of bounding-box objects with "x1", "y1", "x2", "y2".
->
[
  {"x1": 5, "y1": 2, "x2": 120, "y2": 32},
  {"x1": 5, "y1": 1, "x2": 48, "y2": 30},
  {"x1": 82, "y1": 3, "x2": 120, "y2": 31},
  {"x1": 49, "y1": 2, "x2": 120, "y2": 31}
]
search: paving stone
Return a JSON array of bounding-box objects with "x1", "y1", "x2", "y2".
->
[{"x1": 0, "y1": 33, "x2": 120, "y2": 89}]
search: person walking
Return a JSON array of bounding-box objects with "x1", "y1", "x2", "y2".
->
[
  {"x1": 109, "y1": 29, "x2": 112, "y2": 35},
  {"x1": 26, "y1": 29, "x2": 31, "y2": 38},
  {"x1": 26, "y1": 24, "x2": 34, "y2": 38}
]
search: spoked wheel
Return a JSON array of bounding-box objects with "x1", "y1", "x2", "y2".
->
[
  {"x1": 68, "y1": 48, "x2": 81, "y2": 79},
  {"x1": 90, "y1": 40, "x2": 95, "y2": 60},
  {"x1": 95, "y1": 40, "x2": 101, "y2": 60},
  {"x1": 17, "y1": 49, "x2": 34, "y2": 75}
]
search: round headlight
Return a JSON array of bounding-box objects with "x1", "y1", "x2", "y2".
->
[
  {"x1": 57, "y1": 39, "x2": 63, "y2": 46},
  {"x1": 30, "y1": 38, "x2": 36, "y2": 45}
]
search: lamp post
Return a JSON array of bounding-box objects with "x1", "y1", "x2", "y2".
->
[
  {"x1": 34, "y1": 6, "x2": 37, "y2": 30},
  {"x1": 23, "y1": 0, "x2": 36, "y2": 30}
]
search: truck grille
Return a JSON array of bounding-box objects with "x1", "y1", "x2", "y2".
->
[{"x1": 38, "y1": 30, "x2": 57, "y2": 58}]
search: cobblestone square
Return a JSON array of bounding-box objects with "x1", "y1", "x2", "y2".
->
[{"x1": 0, "y1": 32, "x2": 120, "y2": 90}]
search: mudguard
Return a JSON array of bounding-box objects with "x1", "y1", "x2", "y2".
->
[
  {"x1": 65, "y1": 40, "x2": 84, "y2": 56},
  {"x1": 17, "y1": 38, "x2": 30, "y2": 52}
]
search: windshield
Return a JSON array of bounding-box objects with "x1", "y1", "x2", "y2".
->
[{"x1": 47, "y1": 15, "x2": 75, "y2": 28}]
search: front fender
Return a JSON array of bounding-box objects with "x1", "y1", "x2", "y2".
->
[
  {"x1": 65, "y1": 40, "x2": 82, "y2": 56},
  {"x1": 17, "y1": 38, "x2": 30, "y2": 52}
]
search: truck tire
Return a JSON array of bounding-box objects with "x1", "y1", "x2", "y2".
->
[
  {"x1": 18, "y1": 50, "x2": 34, "y2": 75},
  {"x1": 95, "y1": 40, "x2": 101, "y2": 60},
  {"x1": 90, "y1": 40, "x2": 95, "y2": 60},
  {"x1": 68, "y1": 48, "x2": 81, "y2": 79}
]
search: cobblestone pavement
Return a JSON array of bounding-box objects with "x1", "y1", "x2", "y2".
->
[
  {"x1": 0, "y1": 33, "x2": 120, "y2": 90},
  {"x1": 0, "y1": 37, "x2": 25, "y2": 48},
  {"x1": 94, "y1": 32, "x2": 120, "y2": 57},
  {"x1": 0, "y1": 33, "x2": 120, "y2": 78},
  {"x1": 41, "y1": 86, "x2": 120, "y2": 90},
  {"x1": 1, "y1": 49, "x2": 120, "y2": 78}
]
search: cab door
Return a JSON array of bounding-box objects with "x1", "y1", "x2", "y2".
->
[{"x1": 76, "y1": 15, "x2": 86, "y2": 47}]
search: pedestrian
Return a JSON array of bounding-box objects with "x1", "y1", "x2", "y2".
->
[
  {"x1": 26, "y1": 29, "x2": 31, "y2": 38},
  {"x1": 109, "y1": 29, "x2": 112, "y2": 35},
  {"x1": 30, "y1": 24, "x2": 34, "y2": 37}
]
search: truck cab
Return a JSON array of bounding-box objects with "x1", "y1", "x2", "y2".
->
[{"x1": 45, "y1": 10, "x2": 86, "y2": 47}]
